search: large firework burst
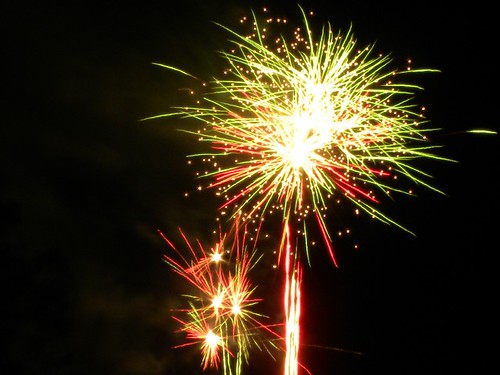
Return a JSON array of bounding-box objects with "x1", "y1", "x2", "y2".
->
[{"x1": 146, "y1": 6, "x2": 451, "y2": 266}]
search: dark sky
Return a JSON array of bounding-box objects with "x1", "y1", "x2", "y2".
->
[{"x1": 2, "y1": 1, "x2": 498, "y2": 374}]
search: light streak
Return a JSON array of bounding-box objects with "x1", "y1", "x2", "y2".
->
[{"x1": 284, "y1": 222, "x2": 302, "y2": 375}]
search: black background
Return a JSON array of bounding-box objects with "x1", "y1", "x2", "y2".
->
[{"x1": 2, "y1": 1, "x2": 498, "y2": 374}]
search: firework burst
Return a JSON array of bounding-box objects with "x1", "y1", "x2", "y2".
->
[
  {"x1": 144, "y1": 4, "x2": 473, "y2": 374},
  {"x1": 159, "y1": 219, "x2": 283, "y2": 374},
  {"x1": 146, "y1": 6, "x2": 453, "y2": 266}
]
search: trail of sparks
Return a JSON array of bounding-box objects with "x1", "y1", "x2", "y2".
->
[
  {"x1": 283, "y1": 222, "x2": 302, "y2": 375},
  {"x1": 160, "y1": 219, "x2": 283, "y2": 374}
]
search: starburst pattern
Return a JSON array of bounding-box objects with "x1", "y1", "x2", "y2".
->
[{"x1": 146, "y1": 6, "x2": 452, "y2": 266}]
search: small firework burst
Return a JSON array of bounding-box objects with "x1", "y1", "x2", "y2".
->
[{"x1": 160, "y1": 219, "x2": 283, "y2": 374}]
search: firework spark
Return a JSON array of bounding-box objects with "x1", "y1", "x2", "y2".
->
[{"x1": 146, "y1": 6, "x2": 452, "y2": 266}]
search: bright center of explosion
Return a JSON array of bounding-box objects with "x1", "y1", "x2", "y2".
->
[
  {"x1": 205, "y1": 330, "x2": 221, "y2": 348},
  {"x1": 275, "y1": 81, "x2": 352, "y2": 173}
]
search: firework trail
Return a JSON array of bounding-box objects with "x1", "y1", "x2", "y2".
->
[
  {"x1": 283, "y1": 222, "x2": 303, "y2": 375},
  {"x1": 159, "y1": 219, "x2": 283, "y2": 374},
  {"x1": 146, "y1": 4, "x2": 465, "y2": 374}
]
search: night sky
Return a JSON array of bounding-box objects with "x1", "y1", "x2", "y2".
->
[{"x1": 2, "y1": 1, "x2": 498, "y2": 374}]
